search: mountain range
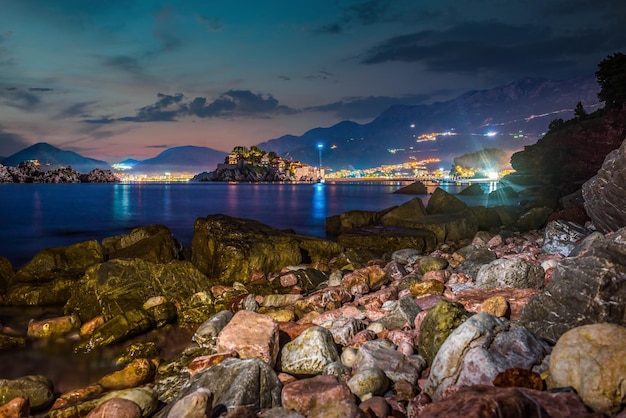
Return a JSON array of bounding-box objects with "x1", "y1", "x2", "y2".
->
[{"x1": 0, "y1": 76, "x2": 601, "y2": 173}]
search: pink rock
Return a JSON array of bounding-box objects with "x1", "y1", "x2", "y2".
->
[
  {"x1": 312, "y1": 304, "x2": 366, "y2": 325},
  {"x1": 413, "y1": 310, "x2": 428, "y2": 332},
  {"x1": 278, "y1": 322, "x2": 315, "y2": 341},
  {"x1": 453, "y1": 288, "x2": 540, "y2": 320},
  {"x1": 282, "y1": 375, "x2": 355, "y2": 415},
  {"x1": 0, "y1": 396, "x2": 29, "y2": 418},
  {"x1": 347, "y1": 329, "x2": 377, "y2": 348},
  {"x1": 385, "y1": 329, "x2": 415, "y2": 347},
  {"x1": 422, "y1": 270, "x2": 452, "y2": 283},
  {"x1": 86, "y1": 398, "x2": 142, "y2": 418},
  {"x1": 355, "y1": 287, "x2": 398, "y2": 310},
  {"x1": 359, "y1": 396, "x2": 390, "y2": 418},
  {"x1": 486, "y1": 235, "x2": 504, "y2": 249},
  {"x1": 216, "y1": 310, "x2": 280, "y2": 367},
  {"x1": 188, "y1": 351, "x2": 238, "y2": 376},
  {"x1": 280, "y1": 273, "x2": 298, "y2": 287}
]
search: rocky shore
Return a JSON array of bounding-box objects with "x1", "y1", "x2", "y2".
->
[
  {"x1": 0, "y1": 175, "x2": 624, "y2": 417},
  {"x1": 0, "y1": 161, "x2": 118, "y2": 183}
]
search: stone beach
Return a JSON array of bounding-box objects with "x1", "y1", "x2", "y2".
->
[{"x1": 1, "y1": 166, "x2": 626, "y2": 417}]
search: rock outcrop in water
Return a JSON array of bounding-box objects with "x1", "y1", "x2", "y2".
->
[{"x1": 0, "y1": 161, "x2": 118, "y2": 183}]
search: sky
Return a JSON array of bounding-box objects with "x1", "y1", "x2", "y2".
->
[{"x1": 1, "y1": 0, "x2": 625, "y2": 163}]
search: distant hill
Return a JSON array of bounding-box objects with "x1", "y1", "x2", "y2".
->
[
  {"x1": 256, "y1": 76, "x2": 601, "y2": 170},
  {"x1": 1, "y1": 142, "x2": 112, "y2": 173},
  {"x1": 130, "y1": 146, "x2": 227, "y2": 175}
]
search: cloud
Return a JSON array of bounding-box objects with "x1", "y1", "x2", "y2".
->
[
  {"x1": 315, "y1": 0, "x2": 401, "y2": 34},
  {"x1": 147, "y1": 144, "x2": 169, "y2": 148},
  {"x1": 307, "y1": 94, "x2": 430, "y2": 119},
  {"x1": 102, "y1": 55, "x2": 143, "y2": 74},
  {"x1": 55, "y1": 101, "x2": 97, "y2": 119},
  {"x1": 86, "y1": 90, "x2": 298, "y2": 124},
  {"x1": 0, "y1": 87, "x2": 49, "y2": 110},
  {"x1": 28, "y1": 87, "x2": 53, "y2": 92},
  {"x1": 0, "y1": 128, "x2": 30, "y2": 157},
  {"x1": 305, "y1": 71, "x2": 334, "y2": 81},
  {"x1": 153, "y1": 6, "x2": 183, "y2": 52},
  {"x1": 360, "y1": 21, "x2": 626, "y2": 78}
]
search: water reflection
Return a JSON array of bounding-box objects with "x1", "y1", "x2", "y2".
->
[
  {"x1": 311, "y1": 183, "x2": 327, "y2": 220},
  {"x1": 113, "y1": 183, "x2": 131, "y2": 221}
]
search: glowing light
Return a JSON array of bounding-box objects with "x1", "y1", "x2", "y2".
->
[
  {"x1": 485, "y1": 131, "x2": 498, "y2": 137},
  {"x1": 487, "y1": 171, "x2": 499, "y2": 180}
]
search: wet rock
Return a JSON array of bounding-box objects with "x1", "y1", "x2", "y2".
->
[
  {"x1": 0, "y1": 375, "x2": 54, "y2": 411},
  {"x1": 281, "y1": 375, "x2": 354, "y2": 416},
  {"x1": 417, "y1": 385, "x2": 593, "y2": 417},
  {"x1": 97, "y1": 386, "x2": 158, "y2": 417},
  {"x1": 4, "y1": 277, "x2": 77, "y2": 306},
  {"x1": 383, "y1": 212, "x2": 479, "y2": 243},
  {"x1": 0, "y1": 334, "x2": 26, "y2": 351},
  {"x1": 258, "y1": 407, "x2": 305, "y2": 418},
  {"x1": 284, "y1": 268, "x2": 328, "y2": 294},
  {"x1": 280, "y1": 326, "x2": 340, "y2": 376},
  {"x1": 337, "y1": 210, "x2": 381, "y2": 233},
  {"x1": 583, "y1": 136, "x2": 626, "y2": 233},
  {"x1": 341, "y1": 265, "x2": 389, "y2": 295},
  {"x1": 191, "y1": 215, "x2": 342, "y2": 285},
  {"x1": 0, "y1": 257, "x2": 13, "y2": 292},
  {"x1": 144, "y1": 299, "x2": 177, "y2": 328},
  {"x1": 27, "y1": 314, "x2": 81, "y2": 338},
  {"x1": 0, "y1": 396, "x2": 29, "y2": 418},
  {"x1": 86, "y1": 398, "x2": 142, "y2": 418},
  {"x1": 424, "y1": 312, "x2": 551, "y2": 401},
  {"x1": 542, "y1": 220, "x2": 590, "y2": 256},
  {"x1": 409, "y1": 279, "x2": 445, "y2": 298},
  {"x1": 347, "y1": 367, "x2": 389, "y2": 401},
  {"x1": 193, "y1": 310, "x2": 234, "y2": 349},
  {"x1": 475, "y1": 257, "x2": 545, "y2": 289},
  {"x1": 98, "y1": 358, "x2": 156, "y2": 390},
  {"x1": 519, "y1": 234, "x2": 626, "y2": 343},
  {"x1": 115, "y1": 342, "x2": 160, "y2": 366},
  {"x1": 164, "y1": 388, "x2": 213, "y2": 418},
  {"x1": 76, "y1": 309, "x2": 155, "y2": 353},
  {"x1": 493, "y1": 368, "x2": 544, "y2": 390},
  {"x1": 216, "y1": 310, "x2": 280, "y2": 367},
  {"x1": 338, "y1": 226, "x2": 438, "y2": 255},
  {"x1": 157, "y1": 358, "x2": 281, "y2": 416},
  {"x1": 548, "y1": 323, "x2": 626, "y2": 415},
  {"x1": 64, "y1": 259, "x2": 215, "y2": 322},
  {"x1": 359, "y1": 396, "x2": 390, "y2": 418},
  {"x1": 11, "y1": 239, "x2": 103, "y2": 283},
  {"x1": 308, "y1": 398, "x2": 366, "y2": 418},
  {"x1": 418, "y1": 299, "x2": 472, "y2": 366},
  {"x1": 353, "y1": 340, "x2": 425, "y2": 384},
  {"x1": 101, "y1": 224, "x2": 183, "y2": 263},
  {"x1": 293, "y1": 286, "x2": 352, "y2": 319}
]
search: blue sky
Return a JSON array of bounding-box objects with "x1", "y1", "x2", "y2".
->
[{"x1": 1, "y1": 0, "x2": 624, "y2": 162}]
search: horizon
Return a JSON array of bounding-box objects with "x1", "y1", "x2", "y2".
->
[{"x1": 1, "y1": 1, "x2": 625, "y2": 162}]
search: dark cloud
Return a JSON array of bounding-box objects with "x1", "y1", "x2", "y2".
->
[
  {"x1": 278, "y1": 75, "x2": 291, "y2": 81},
  {"x1": 85, "y1": 90, "x2": 298, "y2": 124},
  {"x1": 0, "y1": 128, "x2": 30, "y2": 157},
  {"x1": 307, "y1": 94, "x2": 430, "y2": 120},
  {"x1": 55, "y1": 101, "x2": 97, "y2": 119},
  {"x1": 28, "y1": 87, "x2": 53, "y2": 92},
  {"x1": 197, "y1": 15, "x2": 224, "y2": 32},
  {"x1": 147, "y1": 144, "x2": 169, "y2": 148},
  {"x1": 316, "y1": 0, "x2": 410, "y2": 34},
  {"x1": 305, "y1": 71, "x2": 334, "y2": 81},
  {"x1": 361, "y1": 21, "x2": 626, "y2": 78},
  {"x1": 1, "y1": 87, "x2": 42, "y2": 110},
  {"x1": 103, "y1": 55, "x2": 143, "y2": 74},
  {"x1": 153, "y1": 6, "x2": 183, "y2": 52}
]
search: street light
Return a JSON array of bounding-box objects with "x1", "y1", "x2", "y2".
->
[{"x1": 317, "y1": 143, "x2": 323, "y2": 168}]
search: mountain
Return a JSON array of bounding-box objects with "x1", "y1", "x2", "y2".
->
[
  {"x1": 256, "y1": 76, "x2": 601, "y2": 170},
  {"x1": 130, "y1": 146, "x2": 227, "y2": 175},
  {"x1": 1, "y1": 142, "x2": 112, "y2": 173}
]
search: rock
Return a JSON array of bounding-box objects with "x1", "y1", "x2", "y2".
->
[
  {"x1": 338, "y1": 226, "x2": 437, "y2": 255},
  {"x1": 191, "y1": 215, "x2": 342, "y2": 284},
  {"x1": 341, "y1": 265, "x2": 389, "y2": 295},
  {"x1": 308, "y1": 398, "x2": 366, "y2": 418},
  {"x1": 192, "y1": 310, "x2": 234, "y2": 349},
  {"x1": 426, "y1": 188, "x2": 468, "y2": 215},
  {"x1": 372, "y1": 296, "x2": 421, "y2": 330},
  {"x1": 79, "y1": 168, "x2": 119, "y2": 183},
  {"x1": 548, "y1": 323, "x2": 626, "y2": 415},
  {"x1": 5, "y1": 277, "x2": 77, "y2": 306},
  {"x1": 322, "y1": 361, "x2": 352, "y2": 384},
  {"x1": 97, "y1": 387, "x2": 159, "y2": 417},
  {"x1": 281, "y1": 375, "x2": 354, "y2": 416},
  {"x1": 455, "y1": 246, "x2": 497, "y2": 279},
  {"x1": 475, "y1": 257, "x2": 545, "y2": 289},
  {"x1": 494, "y1": 205, "x2": 525, "y2": 227},
  {"x1": 216, "y1": 310, "x2": 279, "y2": 368},
  {"x1": 391, "y1": 249, "x2": 421, "y2": 265},
  {"x1": 454, "y1": 288, "x2": 540, "y2": 321},
  {"x1": 417, "y1": 385, "x2": 594, "y2": 417},
  {"x1": 353, "y1": 340, "x2": 425, "y2": 384},
  {"x1": 424, "y1": 312, "x2": 551, "y2": 401},
  {"x1": 27, "y1": 314, "x2": 81, "y2": 338},
  {"x1": 417, "y1": 299, "x2": 472, "y2": 366},
  {"x1": 282, "y1": 268, "x2": 328, "y2": 294},
  {"x1": 542, "y1": 220, "x2": 590, "y2": 256},
  {"x1": 12, "y1": 240, "x2": 103, "y2": 283},
  {"x1": 519, "y1": 234, "x2": 626, "y2": 343},
  {"x1": 338, "y1": 210, "x2": 381, "y2": 233},
  {"x1": 98, "y1": 358, "x2": 156, "y2": 390},
  {"x1": 86, "y1": 398, "x2": 142, "y2": 418},
  {"x1": 163, "y1": 388, "x2": 213, "y2": 418},
  {"x1": 487, "y1": 185, "x2": 519, "y2": 204},
  {"x1": 0, "y1": 375, "x2": 54, "y2": 411},
  {"x1": 468, "y1": 206, "x2": 503, "y2": 230},
  {"x1": 583, "y1": 136, "x2": 626, "y2": 233},
  {"x1": 382, "y1": 211, "x2": 478, "y2": 243},
  {"x1": 347, "y1": 367, "x2": 389, "y2": 401},
  {"x1": 318, "y1": 317, "x2": 367, "y2": 346},
  {"x1": 64, "y1": 259, "x2": 215, "y2": 323},
  {"x1": 515, "y1": 207, "x2": 553, "y2": 231},
  {"x1": 0, "y1": 334, "x2": 26, "y2": 351},
  {"x1": 458, "y1": 183, "x2": 484, "y2": 196},
  {"x1": 156, "y1": 358, "x2": 282, "y2": 416},
  {"x1": 101, "y1": 225, "x2": 183, "y2": 263},
  {"x1": 280, "y1": 326, "x2": 340, "y2": 376},
  {"x1": 380, "y1": 198, "x2": 427, "y2": 224},
  {"x1": 0, "y1": 396, "x2": 29, "y2": 417},
  {"x1": 393, "y1": 181, "x2": 428, "y2": 194},
  {"x1": 0, "y1": 257, "x2": 13, "y2": 293},
  {"x1": 359, "y1": 396, "x2": 390, "y2": 418},
  {"x1": 479, "y1": 295, "x2": 510, "y2": 318},
  {"x1": 115, "y1": 342, "x2": 160, "y2": 366},
  {"x1": 415, "y1": 256, "x2": 449, "y2": 275},
  {"x1": 293, "y1": 286, "x2": 352, "y2": 319},
  {"x1": 493, "y1": 368, "x2": 544, "y2": 390},
  {"x1": 258, "y1": 407, "x2": 305, "y2": 418},
  {"x1": 76, "y1": 309, "x2": 156, "y2": 353}
]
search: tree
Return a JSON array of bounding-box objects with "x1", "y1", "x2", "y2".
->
[
  {"x1": 596, "y1": 52, "x2": 626, "y2": 108},
  {"x1": 574, "y1": 101, "x2": 587, "y2": 119},
  {"x1": 548, "y1": 118, "x2": 564, "y2": 132}
]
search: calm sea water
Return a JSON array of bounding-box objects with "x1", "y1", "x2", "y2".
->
[{"x1": 0, "y1": 181, "x2": 492, "y2": 268}]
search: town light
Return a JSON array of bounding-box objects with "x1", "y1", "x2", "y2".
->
[{"x1": 317, "y1": 143, "x2": 323, "y2": 167}]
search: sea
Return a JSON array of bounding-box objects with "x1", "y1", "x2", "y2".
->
[{"x1": 0, "y1": 180, "x2": 503, "y2": 268}]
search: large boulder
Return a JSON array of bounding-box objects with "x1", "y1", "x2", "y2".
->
[
  {"x1": 191, "y1": 215, "x2": 342, "y2": 284},
  {"x1": 338, "y1": 226, "x2": 437, "y2": 255},
  {"x1": 64, "y1": 259, "x2": 215, "y2": 322},
  {"x1": 475, "y1": 257, "x2": 545, "y2": 289},
  {"x1": 393, "y1": 181, "x2": 428, "y2": 194},
  {"x1": 381, "y1": 212, "x2": 478, "y2": 243},
  {"x1": 101, "y1": 225, "x2": 183, "y2": 263},
  {"x1": 424, "y1": 312, "x2": 551, "y2": 401},
  {"x1": 519, "y1": 229, "x2": 626, "y2": 343},
  {"x1": 548, "y1": 323, "x2": 626, "y2": 415},
  {"x1": 426, "y1": 188, "x2": 467, "y2": 215},
  {"x1": 380, "y1": 198, "x2": 427, "y2": 225},
  {"x1": 583, "y1": 136, "x2": 626, "y2": 233}
]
